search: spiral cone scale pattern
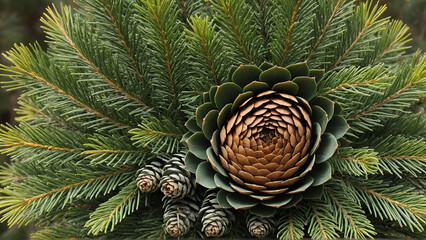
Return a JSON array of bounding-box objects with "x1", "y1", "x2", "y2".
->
[{"x1": 186, "y1": 63, "x2": 349, "y2": 214}]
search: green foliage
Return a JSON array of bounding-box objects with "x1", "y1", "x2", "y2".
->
[
  {"x1": 276, "y1": 206, "x2": 307, "y2": 240},
  {"x1": 129, "y1": 115, "x2": 184, "y2": 154},
  {"x1": 377, "y1": 112, "x2": 426, "y2": 138},
  {"x1": 85, "y1": 181, "x2": 141, "y2": 235},
  {"x1": 211, "y1": 0, "x2": 264, "y2": 65},
  {"x1": 324, "y1": 179, "x2": 375, "y2": 239},
  {"x1": 365, "y1": 134, "x2": 426, "y2": 177},
  {"x1": 84, "y1": 135, "x2": 150, "y2": 166},
  {"x1": 0, "y1": 0, "x2": 424, "y2": 239},
  {"x1": 0, "y1": 163, "x2": 135, "y2": 226},
  {"x1": 341, "y1": 176, "x2": 426, "y2": 232},
  {"x1": 306, "y1": 200, "x2": 340, "y2": 239},
  {"x1": 0, "y1": 123, "x2": 86, "y2": 165},
  {"x1": 306, "y1": 0, "x2": 353, "y2": 68},
  {"x1": 270, "y1": 0, "x2": 317, "y2": 66},
  {"x1": 186, "y1": 15, "x2": 228, "y2": 87},
  {"x1": 326, "y1": 1, "x2": 389, "y2": 71},
  {"x1": 329, "y1": 147, "x2": 380, "y2": 177},
  {"x1": 135, "y1": 0, "x2": 190, "y2": 117}
]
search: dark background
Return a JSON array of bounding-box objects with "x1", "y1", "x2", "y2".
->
[{"x1": 0, "y1": 0, "x2": 424, "y2": 239}]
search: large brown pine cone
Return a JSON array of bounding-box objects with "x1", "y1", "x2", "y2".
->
[{"x1": 184, "y1": 62, "x2": 349, "y2": 215}]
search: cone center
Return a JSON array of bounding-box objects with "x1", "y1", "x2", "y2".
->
[{"x1": 259, "y1": 128, "x2": 277, "y2": 144}]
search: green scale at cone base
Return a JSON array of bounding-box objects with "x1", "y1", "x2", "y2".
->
[{"x1": 186, "y1": 62, "x2": 349, "y2": 216}]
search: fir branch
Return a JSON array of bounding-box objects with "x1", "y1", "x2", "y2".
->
[
  {"x1": 74, "y1": 0, "x2": 151, "y2": 107},
  {"x1": 307, "y1": 200, "x2": 340, "y2": 240},
  {"x1": 329, "y1": 147, "x2": 380, "y2": 177},
  {"x1": 320, "y1": 71, "x2": 389, "y2": 96},
  {"x1": 41, "y1": 5, "x2": 148, "y2": 108},
  {"x1": 32, "y1": 221, "x2": 88, "y2": 240},
  {"x1": 361, "y1": 135, "x2": 426, "y2": 177},
  {"x1": 372, "y1": 20, "x2": 411, "y2": 64},
  {"x1": 1, "y1": 44, "x2": 132, "y2": 130},
  {"x1": 344, "y1": 55, "x2": 425, "y2": 136},
  {"x1": 85, "y1": 181, "x2": 141, "y2": 235},
  {"x1": 177, "y1": 0, "x2": 213, "y2": 19},
  {"x1": 212, "y1": 0, "x2": 264, "y2": 65},
  {"x1": 31, "y1": 203, "x2": 96, "y2": 239},
  {"x1": 280, "y1": 0, "x2": 302, "y2": 66},
  {"x1": 372, "y1": 218, "x2": 426, "y2": 240},
  {"x1": 15, "y1": 98, "x2": 82, "y2": 132},
  {"x1": 0, "y1": 124, "x2": 82, "y2": 153},
  {"x1": 376, "y1": 113, "x2": 426, "y2": 139},
  {"x1": 306, "y1": 0, "x2": 343, "y2": 62},
  {"x1": 3, "y1": 141, "x2": 81, "y2": 153},
  {"x1": 129, "y1": 115, "x2": 184, "y2": 154},
  {"x1": 341, "y1": 176, "x2": 426, "y2": 231},
  {"x1": 23, "y1": 165, "x2": 133, "y2": 204},
  {"x1": 277, "y1": 206, "x2": 307, "y2": 240},
  {"x1": 200, "y1": 29, "x2": 219, "y2": 85},
  {"x1": 177, "y1": 0, "x2": 189, "y2": 24},
  {"x1": 10, "y1": 66, "x2": 127, "y2": 129},
  {"x1": 324, "y1": 179, "x2": 376, "y2": 239},
  {"x1": 0, "y1": 123, "x2": 87, "y2": 165},
  {"x1": 257, "y1": 0, "x2": 268, "y2": 43},
  {"x1": 329, "y1": 1, "x2": 388, "y2": 70},
  {"x1": 248, "y1": 0, "x2": 273, "y2": 59},
  {"x1": 349, "y1": 81, "x2": 413, "y2": 120},
  {"x1": 306, "y1": 0, "x2": 353, "y2": 69},
  {"x1": 133, "y1": 211, "x2": 165, "y2": 239},
  {"x1": 0, "y1": 164, "x2": 135, "y2": 226},
  {"x1": 187, "y1": 16, "x2": 222, "y2": 86},
  {"x1": 218, "y1": 0, "x2": 253, "y2": 63},
  {"x1": 270, "y1": 0, "x2": 317, "y2": 66},
  {"x1": 102, "y1": 0, "x2": 147, "y2": 89},
  {"x1": 381, "y1": 156, "x2": 425, "y2": 162},
  {"x1": 136, "y1": 0, "x2": 188, "y2": 115},
  {"x1": 84, "y1": 135, "x2": 150, "y2": 166},
  {"x1": 150, "y1": 6, "x2": 176, "y2": 104}
]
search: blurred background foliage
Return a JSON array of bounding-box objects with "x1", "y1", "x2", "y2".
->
[
  {"x1": 381, "y1": 0, "x2": 426, "y2": 50},
  {"x1": 0, "y1": 0, "x2": 424, "y2": 239}
]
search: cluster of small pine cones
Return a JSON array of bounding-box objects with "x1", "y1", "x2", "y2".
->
[{"x1": 136, "y1": 153, "x2": 273, "y2": 238}]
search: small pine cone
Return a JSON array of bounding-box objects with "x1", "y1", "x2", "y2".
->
[
  {"x1": 247, "y1": 214, "x2": 274, "y2": 238},
  {"x1": 136, "y1": 159, "x2": 165, "y2": 193},
  {"x1": 163, "y1": 194, "x2": 201, "y2": 237},
  {"x1": 160, "y1": 152, "x2": 196, "y2": 198},
  {"x1": 200, "y1": 191, "x2": 235, "y2": 237}
]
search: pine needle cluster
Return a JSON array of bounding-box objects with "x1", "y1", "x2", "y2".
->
[{"x1": 0, "y1": 0, "x2": 424, "y2": 239}]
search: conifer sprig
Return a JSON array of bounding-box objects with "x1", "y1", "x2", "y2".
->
[
  {"x1": 85, "y1": 181, "x2": 141, "y2": 235},
  {"x1": 0, "y1": 164, "x2": 135, "y2": 226},
  {"x1": 329, "y1": 1, "x2": 389, "y2": 71},
  {"x1": 276, "y1": 206, "x2": 307, "y2": 240},
  {"x1": 306, "y1": 200, "x2": 340, "y2": 239},
  {"x1": 1, "y1": 43, "x2": 132, "y2": 131},
  {"x1": 136, "y1": 0, "x2": 189, "y2": 116},
  {"x1": 340, "y1": 176, "x2": 426, "y2": 232},
  {"x1": 211, "y1": 0, "x2": 264, "y2": 64},
  {"x1": 0, "y1": 0, "x2": 424, "y2": 238},
  {"x1": 324, "y1": 179, "x2": 376, "y2": 239}
]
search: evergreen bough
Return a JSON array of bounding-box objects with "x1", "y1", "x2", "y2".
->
[{"x1": 0, "y1": 0, "x2": 424, "y2": 239}]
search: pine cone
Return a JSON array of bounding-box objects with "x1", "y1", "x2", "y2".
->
[
  {"x1": 163, "y1": 194, "x2": 201, "y2": 237},
  {"x1": 247, "y1": 214, "x2": 274, "y2": 238},
  {"x1": 185, "y1": 63, "x2": 349, "y2": 214},
  {"x1": 200, "y1": 191, "x2": 235, "y2": 237},
  {"x1": 136, "y1": 159, "x2": 166, "y2": 193},
  {"x1": 160, "y1": 152, "x2": 196, "y2": 198}
]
